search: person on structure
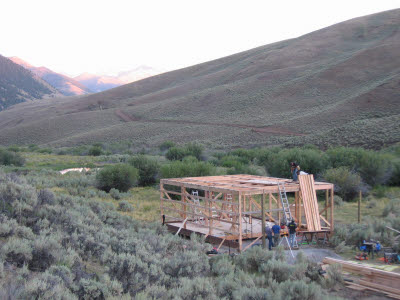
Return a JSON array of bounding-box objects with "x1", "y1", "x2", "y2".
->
[
  {"x1": 288, "y1": 219, "x2": 297, "y2": 247},
  {"x1": 265, "y1": 225, "x2": 274, "y2": 250},
  {"x1": 290, "y1": 162, "x2": 298, "y2": 181},
  {"x1": 272, "y1": 223, "x2": 281, "y2": 246}
]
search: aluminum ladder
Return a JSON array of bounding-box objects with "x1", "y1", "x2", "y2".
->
[
  {"x1": 278, "y1": 182, "x2": 298, "y2": 248},
  {"x1": 191, "y1": 191, "x2": 203, "y2": 224}
]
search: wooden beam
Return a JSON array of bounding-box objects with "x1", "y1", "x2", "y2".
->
[
  {"x1": 243, "y1": 236, "x2": 262, "y2": 251},
  {"x1": 261, "y1": 192, "x2": 266, "y2": 249},
  {"x1": 239, "y1": 192, "x2": 243, "y2": 252},
  {"x1": 330, "y1": 188, "x2": 334, "y2": 232}
]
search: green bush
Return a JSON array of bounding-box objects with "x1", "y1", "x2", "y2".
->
[
  {"x1": 0, "y1": 148, "x2": 25, "y2": 166},
  {"x1": 165, "y1": 147, "x2": 187, "y2": 161},
  {"x1": 264, "y1": 148, "x2": 328, "y2": 178},
  {"x1": 129, "y1": 155, "x2": 160, "y2": 186},
  {"x1": 88, "y1": 145, "x2": 103, "y2": 156},
  {"x1": 118, "y1": 201, "x2": 134, "y2": 212},
  {"x1": 160, "y1": 159, "x2": 216, "y2": 178},
  {"x1": 109, "y1": 188, "x2": 121, "y2": 200},
  {"x1": 323, "y1": 167, "x2": 361, "y2": 200},
  {"x1": 96, "y1": 164, "x2": 138, "y2": 192},
  {"x1": 159, "y1": 140, "x2": 175, "y2": 151}
]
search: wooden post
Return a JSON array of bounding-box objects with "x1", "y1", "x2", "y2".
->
[
  {"x1": 277, "y1": 193, "x2": 281, "y2": 225},
  {"x1": 269, "y1": 193, "x2": 272, "y2": 221},
  {"x1": 295, "y1": 191, "x2": 298, "y2": 222},
  {"x1": 330, "y1": 188, "x2": 334, "y2": 232},
  {"x1": 181, "y1": 186, "x2": 186, "y2": 228},
  {"x1": 325, "y1": 189, "x2": 328, "y2": 221},
  {"x1": 261, "y1": 192, "x2": 266, "y2": 249},
  {"x1": 238, "y1": 192, "x2": 243, "y2": 252},
  {"x1": 299, "y1": 193, "x2": 302, "y2": 227},
  {"x1": 358, "y1": 190, "x2": 362, "y2": 223},
  {"x1": 160, "y1": 182, "x2": 164, "y2": 221}
]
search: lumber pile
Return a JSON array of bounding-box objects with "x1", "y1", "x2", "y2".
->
[
  {"x1": 323, "y1": 257, "x2": 400, "y2": 299},
  {"x1": 298, "y1": 175, "x2": 321, "y2": 231}
]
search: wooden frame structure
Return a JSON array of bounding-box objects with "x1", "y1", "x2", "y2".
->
[{"x1": 160, "y1": 174, "x2": 334, "y2": 252}]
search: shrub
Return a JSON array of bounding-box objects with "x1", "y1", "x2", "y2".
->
[
  {"x1": 96, "y1": 164, "x2": 138, "y2": 192},
  {"x1": 323, "y1": 264, "x2": 343, "y2": 289},
  {"x1": 333, "y1": 195, "x2": 344, "y2": 207},
  {"x1": 88, "y1": 145, "x2": 103, "y2": 156},
  {"x1": 185, "y1": 143, "x2": 204, "y2": 160},
  {"x1": 279, "y1": 280, "x2": 322, "y2": 300},
  {"x1": 118, "y1": 201, "x2": 134, "y2": 212},
  {"x1": 0, "y1": 148, "x2": 25, "y2": 166},
  {"x1": 264, "y1": 148, "x2": 328, "y2": 178},
  {"x1": 323, "y1": 167, "x2": 361, "y2": 200},
  {"x1": 159, "y1": 140, "x2": 175, "y2": 151},
  {"x1": 366, "y1": 199, "x2": 377, "y2": 209},
  {"x1": 165, "y1": 147, "x2": 187, "y2": 161},
  {"x1": 160, "y1": 160, "x2": 216, "y2": 178},
  {"x1": 334, "y1": 241, "x2": 351, "y2": 254},
  {"x1": 109, "y1": 188, "x2": 121, "y2": 200},
  {"x1": 234, "y1": 246, "x2": 273, "y2": 272},
  {"x1": 129, "y1": 155, "x2": 160, "y2": 186},
  {"x1": 210, "y1": 255, "x2": 235, "y2": 276},
  {"x1": 1, "y1": 238, "x2": 33, "y2": 267}
]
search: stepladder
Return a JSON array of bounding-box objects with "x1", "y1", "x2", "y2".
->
[{"x1": 278, "y1": 182, "x2": 298, "y2": 248}]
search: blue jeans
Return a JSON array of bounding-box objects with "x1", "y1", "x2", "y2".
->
[
  {"x1": 267, "y1": 236, "x2": 274, "y2": 250},
  {"x1": 289, "y1": 233, "x2": 296, "y2": 247}
]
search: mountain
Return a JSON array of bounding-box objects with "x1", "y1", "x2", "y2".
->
[
  {"x1": 0, "y1": 9, "x2": 399, "y2": 149},
  {"x1": 0, "y1": 55, "x2": 60, "y2": 111},
  {"x1": 74, "y1": 73, "x2": 124, "y2": 93},
  {"x1": 9, "y1": 57, "x2": 92, "y2": 96},
  {"x1": 74, "y1": 66, "x2": 163, "y2": 93}
]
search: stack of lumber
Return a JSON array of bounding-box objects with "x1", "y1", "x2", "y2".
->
[
  {"x1": 298, "y1": 175, "x2": 321, "y2": 231},
  {"x1": 323, "y1": 257, "x2": 400, "y2": 299}
]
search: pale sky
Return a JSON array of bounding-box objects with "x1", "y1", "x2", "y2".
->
[{"x1": 1, "y1": 0, "x2": 399, "y2": 77}]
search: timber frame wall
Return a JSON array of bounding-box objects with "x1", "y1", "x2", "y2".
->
[{"x1": 160, "y1": 174, "x2": 334, "y2": 252}]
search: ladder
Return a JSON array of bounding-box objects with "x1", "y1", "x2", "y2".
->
[
  {"x1": 278, "y1": 182, "x2": 298, "y2": 248},
  {"x1": 191, "y1": 191, "x2": 203, "y2": 224}
]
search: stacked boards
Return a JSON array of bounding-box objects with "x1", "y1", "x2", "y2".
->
[
  {"x1": 323, "y1": 257, "x2": 400, "y2": 298},
  {"x1": 298, "y1": 174, "x2": 321, "y2": 231}
]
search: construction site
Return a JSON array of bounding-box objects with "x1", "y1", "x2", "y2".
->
[
  {"x1": 160, "y1": 174, "x2": 400, "y2": 298},
  {"x1": 160, "y1": 174, "x2": 334, "y2": 251}
]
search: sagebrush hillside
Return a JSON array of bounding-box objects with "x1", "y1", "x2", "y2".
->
[
  {"x1": 0, "y1": 55, "x2": 60, "y2": 111},
  {"x1": 0, "y1": 9, "x2": 399, "y2": 148}
]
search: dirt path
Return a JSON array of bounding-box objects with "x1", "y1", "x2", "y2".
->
[{"x1": 115, "y1": 109, "x2": 304, "y2": 136}]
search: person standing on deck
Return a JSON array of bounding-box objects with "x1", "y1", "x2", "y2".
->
[
  {"x1": 288, "y1": 219, "x2": 297, "y2": 247},
  {"x1": 290, "y1": 162, "x2": 298, "y2": 182},
  {"x1": 272, "y1": 223, "x2": 281, "y2": 246},
  {"x1": 265, "y1": 225, "x2": 274, "y2": 250}
]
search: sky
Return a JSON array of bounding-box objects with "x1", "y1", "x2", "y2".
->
[{"x1": 1, "y1": 0, "x2": 399, "y2": 77}]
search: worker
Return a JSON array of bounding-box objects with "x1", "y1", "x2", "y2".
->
[
  {"x1": 272, "y1": 223, "x2": 281, "y2": 246},
  {"x1": 265, "y1": 225, "x2": 274, "y2": 250},
  {"x1": 288, "y1": 219, "x2": 297, "y2": 247},
  {"x1": 290, "y1": 162, "x2": 298, "y2": 181}
]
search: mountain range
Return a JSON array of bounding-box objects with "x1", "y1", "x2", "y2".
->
[
  {"x1": 0, "y1": 9, "x2": 399, "y2": 149},
  {"x1": 0, "y1": 55, "x2": 61, "y2": 110},
  {"x1": 8, "y1": 57, "x2": 163, "y2": 97}
]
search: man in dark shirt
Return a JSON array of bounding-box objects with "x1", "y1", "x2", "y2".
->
[
  {"x1": 288, "y1": 219, "x2": 297, "y2": 247},
  {"x1": 272, "y1": 223, "x2": 281, "y2": 246},
  {"x1": 265, "y1": 225, "x2": 274, "y2": 250}
]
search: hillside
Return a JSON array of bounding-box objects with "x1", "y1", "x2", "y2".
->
[
  {"x1": 0, "y1": 9, "x2": 399, "y2": 149},
  {"x1": 0, "y1": 55, "x2": 60, "y2": 111},
  {"x1": 9, "y1": 57, "x2": 92, "y2": 96}
]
